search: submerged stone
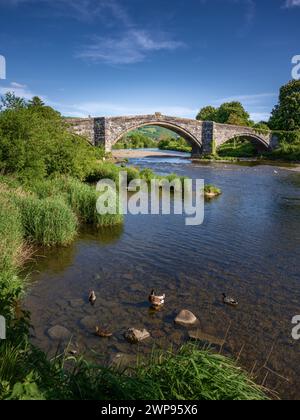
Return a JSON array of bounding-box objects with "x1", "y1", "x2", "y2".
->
[
  {"x1": 48, "y1": 325, "x2": 71, "y2": 341},
  {"x1": 174, "y1": 310, "x2": 198, "y2": 326},
  {"x1": 124, "y1": 328, "x2": 150, "y2": 344}
]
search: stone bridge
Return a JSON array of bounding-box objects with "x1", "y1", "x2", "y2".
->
[{"x1": 67, "y1": 113, "x2": 278, "y2": 157}]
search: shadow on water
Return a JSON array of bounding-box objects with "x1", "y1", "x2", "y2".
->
[{"x1": 23, "y1": 159, "x2": 300, "y2": 400}]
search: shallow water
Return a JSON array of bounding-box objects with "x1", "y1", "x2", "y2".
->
[{"x1": 24, "y1": 157, "x2": 300, "y2": 400}]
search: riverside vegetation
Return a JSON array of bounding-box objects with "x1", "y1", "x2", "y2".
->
[{"x1": 0, "y1": 93, "x2": 268, "y2": 400}]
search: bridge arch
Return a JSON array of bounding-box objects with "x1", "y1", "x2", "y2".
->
[
  {"x1": 217, "y1": 132, "x2": 271, "y2": 152},
  {"x1": 110, "y1": 120, "x2": 202, "y2": 150}
]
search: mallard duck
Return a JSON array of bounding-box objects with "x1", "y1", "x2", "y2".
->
[
  {"x1": 222, "y1": 293, "x2": 238, "y2": 307},
  {"x1": 89, "y1": 291, "x2": 97, "y2": 306},
  {"x1": 149, "y1": 290, "x2": 165, "y2": 309},
  {"x1": 94, "y1": 326, "x2": 113, "y2": 338}
]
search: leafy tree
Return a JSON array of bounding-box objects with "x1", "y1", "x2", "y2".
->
[
  {"x1": 196, "y1": 102, "x2": 252, "y2": 126},
  {"x1": 269, "y1": 80, "x2": 300, "y2": 131},
  {"x1": 0, "y1": 92, "x2": 98, "y2": 180},
  {"x1": 0, "y1": 92, "x2": 26, "y2": 111},
  {"x1": 28, "y1": 96, "x2": 45, "y2": 108},
  {"x1": 216, "y1": 102, "x2": 251, "y2": 126},
  {"x1": 196, "y1": 106, "x2": 217, "y2": 121}
]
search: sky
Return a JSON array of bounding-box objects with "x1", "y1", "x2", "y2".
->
[{"x1": 0, "y1": 0, "x2": 299, "y2": 121}]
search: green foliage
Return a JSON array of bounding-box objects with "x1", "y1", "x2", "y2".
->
[
  {"x1": 204, "y1": 184, "x2": 222, "y2": 196},
  {"x1": 158, "y1": 137, "x2": 192, "y2": 153},
  {"x1": 265, "y1": 130, "x2": 300, "y2": 161},
  {"x1": 134, "y1": 345, "x2": 267, "y2": 400},
  {"x1": 218, "y1": 138, "x2": 257, "y2": 158},
  {"x1": 0, "y1": 93, "x2": 99, "y2": 180},
  {"x1": 13, "y1": 195, "x2": 78, "y2": 246},
  {"x1": 196, "y1": 102, "x2": 252, "y2": 126},
  {"x1": 113, "y1": 131, "x2": 157, "y2": 149},
  {"x1": 269, "y1": 80, "x2": 300, "y2": 131},
  {"x1": 196, "y1": 106, "x2": 217, "y2": 121}
]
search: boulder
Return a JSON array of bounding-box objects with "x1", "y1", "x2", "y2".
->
[
  {"x1": 124, "y1": 328, "x2": 150, "y2": 344},
  {"x1": 174, "y1": 310, "x2": 198, "y2": 327},
  {"x1": 48, "y1": 325, "x2": 71, "y2": 341}
]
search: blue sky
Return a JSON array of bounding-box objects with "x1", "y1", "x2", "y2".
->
[{"x1": 0, "y1": 0, "x2": 299, "y2": 121}]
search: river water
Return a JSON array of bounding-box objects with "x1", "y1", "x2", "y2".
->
[{"x1": 24, "y1": 154, "x2": 300, "y2": 400}]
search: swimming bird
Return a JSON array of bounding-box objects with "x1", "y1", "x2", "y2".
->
[
  {"x1": 94, "y1": 326, "x2": 113, "y2": 338},
  {"x1": 89, "y1": 291, "x2": 97, "y2": 306},
  {"x1": 149, "y1": 290, "x2": 165, "y2": 309},
  {"x1": 222, "y1": 293, "x2": 238, "y2": 307}
]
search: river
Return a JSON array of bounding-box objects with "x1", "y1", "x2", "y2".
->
[{"x1": 24, "y1": 153, "x2": 300, "y2": 400}]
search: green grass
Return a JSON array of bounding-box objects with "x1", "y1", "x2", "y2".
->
[
  {"x1": 132, "y1": 345, "x2": 268, "y2": 400},
  {"x1": 26, "y1": 176, "x2": 124, "y2": 227},
  {"x1": 14, "y1": 195, "x2": 78, "y2": 246},
  {"x1": 0, "y1": 344, "x2": 268, "y2": 400}
]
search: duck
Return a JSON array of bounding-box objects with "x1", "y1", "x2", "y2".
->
[
  {"x1": 222, "y1": 293, "x2": 238, "y2": 307},
  {"x1": 149, "y1": 290, "x2": 165, "y2": 309},
  {"x1": 94, "y1": 326, "x2": 113, "y2": 338},
  {"x1": 89, "y1": 290, "x2": 97, "y2": 306}
]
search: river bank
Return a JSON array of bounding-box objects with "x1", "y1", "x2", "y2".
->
[{"x1": 112, "y1": 149, "x2": 190, "y2": 159}]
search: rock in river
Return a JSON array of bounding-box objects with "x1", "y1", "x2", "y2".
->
[
  {"x1": 174, "y1": 310, "x2": 198, "y2": 327},
  {"x1": 48, "y1": 325, "x2": 71, "y2": 341},
  {"x1": 124, "y1": 328, "x2": 150, "y2": 344}
]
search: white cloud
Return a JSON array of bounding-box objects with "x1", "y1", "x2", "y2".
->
[
  {"x1": 0, "y1": 81, "x2": 45, "y2": 100},
  {"x1": 78, "y1": 30, "x2": 185, "y2": 65},
  {"x1": 284, "y1": 0, "x2": 300, "y2": 7}
]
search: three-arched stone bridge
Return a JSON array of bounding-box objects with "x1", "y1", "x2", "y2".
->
[{"x1": 67, "y1": 113, "x2": 278, "y2": 157}]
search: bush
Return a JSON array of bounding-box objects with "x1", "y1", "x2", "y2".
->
[
  {"x1": 0, "y1": 94, "x2": 99, "y2": 181},
  {"x1": 14, "y1": 195, "x2": 78, "y2": 246}
]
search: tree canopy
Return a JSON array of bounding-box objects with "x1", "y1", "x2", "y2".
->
[
  {"x1": 196, "y1": 101, "x2": 252, "y2": 126},
  {"x1": 0, "y1": 93, "x2": 99, "y2": 180},
  {"x1": 269, "y1": 80, "x2": 300, "y2": 131}
]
